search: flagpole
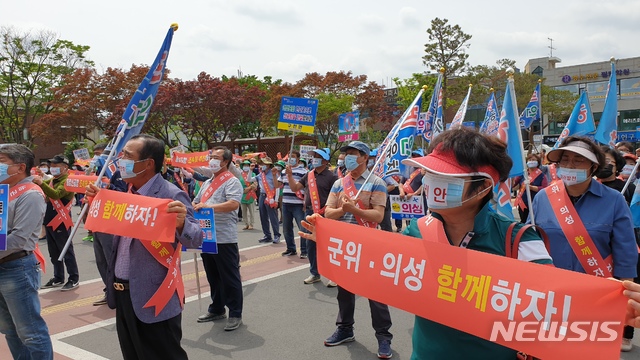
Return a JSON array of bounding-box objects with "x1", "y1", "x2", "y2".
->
[
  {"x1": 507, "y1": 69, "x2": 536, "y2": 226},
  {"x1": 58, "y1": 125, "x2": 127, "y2": 261},
  {"x1": 538, "y1": 80, "x2": 543, "y2": 152},
  {"x1": 353, "y1": 86, "x2": 427, "y2": 200}
]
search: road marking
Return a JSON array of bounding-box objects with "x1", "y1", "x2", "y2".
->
[{"x1": 50, "y1": 264, "x2": 309, "y2": 359}]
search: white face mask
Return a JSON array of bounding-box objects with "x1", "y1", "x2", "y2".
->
[
  {"x1": 526, "y1": 161, "x2": 538, "y2": 168},
  {"x1": 49, "y1": 167, "x2": 61, "y2": 176},
  {"x1": 209, "y1": 159, "x2": 221, "y2": 173},
  {"x1": 556, "y1": 167, "x2": 589, "y2": 186},
  {"x1": 422, "y1": 172, "x2": 490, "y2": 209}
]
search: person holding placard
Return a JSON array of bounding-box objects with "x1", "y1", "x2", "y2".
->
[
  {"x1": 85, "y1": 134, "x2": 203, "y2": 360},
  {"x1": 193, "y1": 146, "x2": 244, "y2": 331},
  {"x1": 252, "y1": 157, "x2": 281, "y2": 244}
]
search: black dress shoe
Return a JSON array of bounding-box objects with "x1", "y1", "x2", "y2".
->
[{"x1": 197, "y1": 312, "x2": 226, "y2": 323}]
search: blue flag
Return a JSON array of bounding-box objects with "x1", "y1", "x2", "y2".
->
[
  {"x1": 519, "y1": 82, "x2": 541, "y2": 129},
  {"x1": 497, "y1": 78, "x2": 525, "y2": 178},
  {"x1": 553, "y1": 92, "x2": 595, "y2": 149},
  {"x1": 490, "y1": 181, "x2": 514, "y2": 220},
  {"x1": 374, "y1": 98, "x2": 423, "y2": 178},
  {"x1": 100, "y1": 26, "x2": 176, "y2": 176},
  {"x1": 450, "y1": 85, "x2": 472, "y2": 129},
  {"x1": 480, "y1": 92, "x2": 499, "y2": 136},
  {"x1": 373, "y1": 90, "x2": 425, "y2": 179},
  {"x1": 594, "y1": 61, "x2": 618, "y2": 147},
  {"x1": 422, "y1": 73, "x2": 443, "y2": 142}
]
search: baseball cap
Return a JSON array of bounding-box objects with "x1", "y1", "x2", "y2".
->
[
  {"x1": 402, "y1": 143, "x2": 500, "y2": 187},
  {"x1": 547, "y1": 140, "x2": 599, "y2": 164},
  {"x1": 310, "y1": 148, "x2": 331, "y2": 161},
  {"x1": 259, "y1": 156, "x2": 273, "y2": 165},
  {"x1": 340, "y1": 141, "x2": 370, "y2": 155},
  {"x1": 370, "y1": 148, "x2": 378, "y2": 157},
  {"x1": 49, "y1": 154, "x2": 69, "y2": 165}
]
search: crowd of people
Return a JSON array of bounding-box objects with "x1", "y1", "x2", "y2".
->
[{"x1": 4, "y1": 130, "x2": 640, "y2": 359}]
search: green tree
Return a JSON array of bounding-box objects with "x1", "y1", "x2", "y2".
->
[
  {"x1": 0, "y1": 26, "x2": 92, "y2": 146},
  {"x1": 422, "y1": 17, "x2": 472, "y2": 121}
]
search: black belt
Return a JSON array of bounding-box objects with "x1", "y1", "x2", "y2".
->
[
  {"x1": 0, "y1": 250, "x2": 32, "y2": 265},
  {"x1": 113, "y1": 278, "x2": 130, "y2": 291}
]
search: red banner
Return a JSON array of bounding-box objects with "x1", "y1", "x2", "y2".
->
[
  {"x1": 171, "y1": 151, "x2": 209, "y2": 168},
  {"x1": 315, "y1": 217, "x2": 627, "y2": 360},
  {"x1": 64, "y1": 174, "x2": 110, "y2": 194},
  {"x1": 85, "y1": 189, "x2": 177, "y2": 242}
]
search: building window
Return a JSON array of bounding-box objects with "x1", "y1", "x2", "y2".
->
[{"x1": 532, "y1": 66, "x2": 543, "y2": 78}]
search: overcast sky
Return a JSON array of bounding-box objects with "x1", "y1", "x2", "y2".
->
[{"x1": 3, "y1": 0, "x2": 639, "y2": 86}]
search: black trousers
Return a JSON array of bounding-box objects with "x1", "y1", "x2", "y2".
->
[
  {"x1": 115, "y1": 289, "x2": 187, "y2": 360},
  {"x1": 201, "y1": 243, "x2": 243, "y2": 318},
  {"x1": 336, "y1": 285, "x2": 393, "y2": 341}
]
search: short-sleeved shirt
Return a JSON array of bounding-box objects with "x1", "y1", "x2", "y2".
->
[
  {"x1": 251, "y1": 170, "x2": 275, "y2": 196},
  {"x1": 403, "y1": 203, "x2": 552, "y2": 360},
  {"x1": 279, "y1": 165, "x2": 307, "y2": 205},
  {"x1": 326, "y1": 170, "x2": 387, "y2": 225},
  {"x1": 194, "y1": 173, "x2": 243, "y2": 244},
  {"x1": 298, "y1": 167, "x2": 339, "y2": 209}
]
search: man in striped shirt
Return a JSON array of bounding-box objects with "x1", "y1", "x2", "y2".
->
[{"x1": 276, "y1": 151, "x2": 308, "y2": 257}]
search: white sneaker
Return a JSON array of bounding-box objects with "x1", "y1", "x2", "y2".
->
[
  {"x1": 304, "y1": 275, "x2": 321, "y2": 284},
  {"x1": 326, "y1": 280, "x2": 337, "y2": 288},
  {"x1": 621, "y1": 338, "x2": 633, "y2": 352}
]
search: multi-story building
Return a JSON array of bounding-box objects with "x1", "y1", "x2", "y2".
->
[{"x1": 524, "y1": 56, "x2": 640, "y2": 146}]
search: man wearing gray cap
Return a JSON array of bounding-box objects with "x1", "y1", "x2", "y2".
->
[{"x1": 322, "y1": 140, "x2": 393, "y2": 359}]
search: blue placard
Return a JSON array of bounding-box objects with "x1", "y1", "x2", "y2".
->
[
  {"x1": 0, "y1": 184, "x2": 8, "y2": 251},
  {"x1": 277, "y1": 96, "x2": 318, "y2": 134},
  {"x1": 183, "y1": 208, "x2": 217, "y2": 254}
]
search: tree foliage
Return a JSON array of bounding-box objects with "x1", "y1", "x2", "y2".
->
[
  {"x1": 422, "y1": 17, "x2": 472, "y2": 118},
  {"x1": 0, "y1": 26, "x2": 92, "y2": 146}
]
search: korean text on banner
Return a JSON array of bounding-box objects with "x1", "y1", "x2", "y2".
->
[
  {"x1": 64, "y1": 175, "x2": 110, "y2": 194},
  {"x1": 85, "y1": 189, "x2": 177, "y2": 243},
  {"x1": 183, "y1": 208, "x2": 217, "y2": 254},
  {"x1": 0, "y1": 184, "x2": 8, "y2": 251},
  {"x1": 389, "y1": 195, "x2": 425, "y2": 219},
  {"x1": 315, "y1": 217, "x2": 627, "y2": 360},
  {"x1": 171, "y1": 151, "x2": 210, "y2": 168},
  {"x1": 277, "y1": 96, "x2": 318, "y2": 134},
  {"x1": 338, "y1": 111, "x2": 360, "y2": 142}
]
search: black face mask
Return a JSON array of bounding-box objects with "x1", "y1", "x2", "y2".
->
[{"x1": 595, "y1": 163, "x2": 614, "y2": 179}]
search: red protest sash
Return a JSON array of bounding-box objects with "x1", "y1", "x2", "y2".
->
[
  {"x1": 84, "y1": 189, "x2": 177, "y2": 243},
  {"x1": 315, "y1": 216, "x2": 627, "y2": 360},
  {"x1": 402, "y1": 169, "x2": 421, "y2": 194},
  {"x1": 341, "y1": 175, "x2": 377, "y2": 228},
  {"x1": 172, "y1": 172, "x2": 188, "y2": 193},
  {"x1": 241, "y1": 172, "x2": 257, "y2": 202},
  {"x1": 515, "y1": 168, "x2": 543, "y2": 210},
  {"x1": 47, "y1": 199, "x2": 73, "y2": 230},
  {"x1": 308, "y1": 169, "x2": 325, "y2": 215},
  {"x1": 141, "y1": 241, "x2": 184, "y2": 316},
  {"x1": 171, "y1": 151, "x2": 210, "y2": 168},
  {"x1": 416, "y1": 213, "x2": 450, "y2": 245},
  {"x1": 548, "y1": 163, "x2": 558, "y2": 183},
  {"x1": 64, "y1": 174, "x2": 110, "y2": 194},
  {"x1": 9, "y1": 183, "x2": 46, "y2": 272},
  {"x1": 546, "y1": 181, "x2": 613, "y2": 277},
  {"x1": 199, "y1": 171, "x2": 234, "y2": 204},
  {"x1": 260, "y1": 172, "x2": 278, "y2": 208}
]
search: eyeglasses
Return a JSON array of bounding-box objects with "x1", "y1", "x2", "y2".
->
[{"x1": 558, "y1": 156, "x2": 587, "y2": 167}]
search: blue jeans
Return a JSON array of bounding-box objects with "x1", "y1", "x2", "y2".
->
[
  {"x1": 0, "y1": 254, "x2": 53, "y2": 359},
  {"x1": 258, "y1": 193, "x2": 281, "y2": 240},
  {"x1": 303, "y1": 209, "x2": 318, "y2": 276},
  {"x1": 282, "y1": 203, "x2": 306, "y2": 253}
]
